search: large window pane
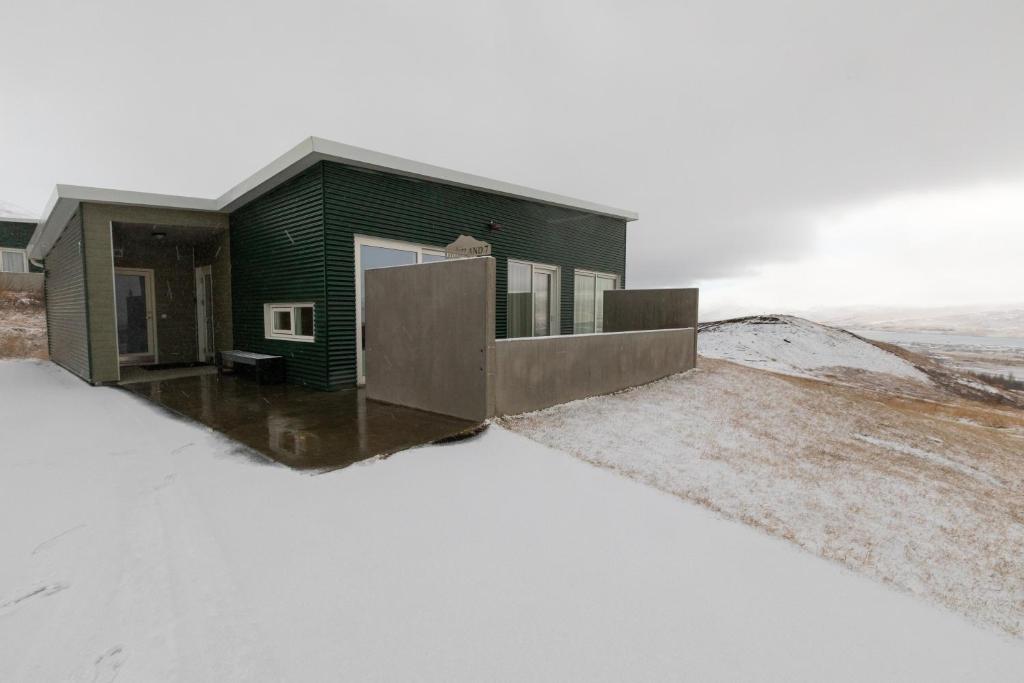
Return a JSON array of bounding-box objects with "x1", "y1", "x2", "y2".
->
[
  {"x1": 574, "y1": 273, "x2": 596, "y2": 334},
  {"x1": 507, "y1": 261, "x2": 532, "y2": 338},
  {"x1": 595, "y1": 275, "x2": 616, "y2": 332},
  {"x1": 533, "y1": 271, "x2": 551, "y2": 336}
]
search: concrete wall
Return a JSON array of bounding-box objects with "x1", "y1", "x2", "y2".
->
[
  {"x1": 493, "y1": 328, "x2": 694, "y2": 416},
  {"x1": 365, "y1": 257, "x2": 495, "y2": 422},
  {"x1": 603, "y1": 288, "x2": 699, "y2": 359},
  {"x1": 0, "y1": 272, "x2": 43, "y2": 294}
]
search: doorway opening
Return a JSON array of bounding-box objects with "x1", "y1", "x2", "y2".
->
[{"x1": 115, "y1": 267, "x2": 157, "y2": 365}]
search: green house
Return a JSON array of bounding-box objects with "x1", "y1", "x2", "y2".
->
[{"x1": 28, "y1": 138, "x2": 637, "y2": 389}]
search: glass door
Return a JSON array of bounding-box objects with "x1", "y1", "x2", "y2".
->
[
  {"x1": 507, "y1": 260, "x2": 559, "y2": 338},
  {"x1": 115, "y1": 268, "x2": 156, "y2": 365},
  {"x1": 355, "y1": 236, "x2": 447, "y2": 384}
]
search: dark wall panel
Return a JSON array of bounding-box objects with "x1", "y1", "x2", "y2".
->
[{"x1": 229, "y1": 165, "x2": 329, "y2": 389}]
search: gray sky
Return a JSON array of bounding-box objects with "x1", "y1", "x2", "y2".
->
[{"x1": 3, "y1": 1, "x2": 1023, "y2": 316}]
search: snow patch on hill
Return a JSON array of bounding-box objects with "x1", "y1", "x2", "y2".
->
[{"x1": 699, "y1": 314, "x2": 930, "y2": 382}]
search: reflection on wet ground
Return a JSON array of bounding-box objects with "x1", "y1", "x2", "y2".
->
[{"x1": 121, "y1": 373, "x2": 481, "y2": 470}]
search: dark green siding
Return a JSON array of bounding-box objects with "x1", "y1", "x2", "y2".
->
[
  {"x1": 229, "y1": 165, "x2": 329, "y2": 389},
  {"x1": 44, "y1": 211, "x2": 91, "y2": 380},
  {"x1": 322, "y1": 161, "x2": 626, "y2": 388},
  {"x1": 0, "y1": 220, "x2": 43, "y2": 272},
  {"x1": 230, "y1": 160, "x2": 627, "y2": 390}
]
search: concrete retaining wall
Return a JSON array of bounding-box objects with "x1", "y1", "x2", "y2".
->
[
  {"x1": 365, "y1": 257, "x2": 495, "y2": 422},
  {"x1": 604, "y1": 288, "x2": 699, "y2": 359},
  {"x1": 494, "y1": 328, "x2": 694, "y2": 416},
  {"x1": 0, "y1": 272, "x2": 44, "y2": 294}
]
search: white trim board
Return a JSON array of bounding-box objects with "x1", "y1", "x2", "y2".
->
[{"x1": 27, "y1": 137, "x2": 639, "y2": 260}]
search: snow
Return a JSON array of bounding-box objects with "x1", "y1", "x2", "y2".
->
[
  {"x1": 699, "y1": 315, "x2": 930, "y2": 381},
  {"x1": 2, "y1": 359, "x2": 1024, "y2": 681},
  {"x1": 502, "y1": 358, "x2": 1024, "y2": 639}
]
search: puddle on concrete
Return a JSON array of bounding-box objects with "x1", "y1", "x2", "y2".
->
[{"x1": 121, "y1": 373, "x2": 480, "y2": 470}]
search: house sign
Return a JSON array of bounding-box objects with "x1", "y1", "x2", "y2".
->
[{"x1": 445, "y1": 234, "x2": 492, "y2": 258}]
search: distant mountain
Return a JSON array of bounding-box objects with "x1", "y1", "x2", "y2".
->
[
  {"x1": 0, "y1": 200, "x2": 38, "y2": 221},
  {"x1": 806, "y1": 305, "x2": 1024, "y2": 338},
  {"x1": 698, "y1": 314, "x2": 1024, "y2": 408}
]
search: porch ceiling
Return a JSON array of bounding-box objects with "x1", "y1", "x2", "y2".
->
[{"x1": 113, "y1": 221, "x2": 226, "y2": 246}]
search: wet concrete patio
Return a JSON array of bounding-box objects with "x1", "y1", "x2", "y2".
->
[{"x1": 121, "y1": 373, "x2": 481, "y2": 470}]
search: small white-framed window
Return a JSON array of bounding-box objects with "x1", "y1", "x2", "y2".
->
[
  {"x1": 573, "y1": 270, "x2": 619, "y2": 334},
  {"x1": 0, "y1": 248, "x2": 28, "y2": 273},
  {"x1": 264, "y1": 303, "x2": 315, "y2": 342},
  {"x1": 507, "y1": 259, "x2": 560, "y2": 338}
]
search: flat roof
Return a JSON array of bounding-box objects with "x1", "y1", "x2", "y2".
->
[
  {"x1": 0, "y1": 214, "x2": 38, "y2": 224},
  {"x1": 27, "y1": 137, "x2": 638, "y2": 260}
]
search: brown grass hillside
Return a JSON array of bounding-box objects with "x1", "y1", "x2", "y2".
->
[{"x1": 0, "y1": 290, "x2": 47, "y2": 359}]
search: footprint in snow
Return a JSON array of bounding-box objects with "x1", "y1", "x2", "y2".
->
[
  {"x1": 0, "y1": 582, "x2": 70, "y2": 614},
  {"x1": 92, "y1": 645, "x2": 126, "y2": 683}
]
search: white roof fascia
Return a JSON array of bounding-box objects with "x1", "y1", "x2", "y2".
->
[
  {"x1": 27, "y1": 185, "x2": 218, "y2": 260},
  {"x1": 0, "y1": 214, "x2": 38, "y2": 223},
  {"x1": 29, "y1": 136, "x2": 638, "y2": 260},
  {"x1": 217, "y1": 137, "x2": 639, "y2": 222}
]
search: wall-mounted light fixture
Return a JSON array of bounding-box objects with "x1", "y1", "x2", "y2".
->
[
  {"x1": 488, "y1": 220, "x2": 502, "y2": 231},
  {"x1": 152, "y1": 231, "x2": 167, "y2": 240}
]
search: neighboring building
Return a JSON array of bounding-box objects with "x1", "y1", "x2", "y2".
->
[
  {"x1": 0, "y1": 202, "x2": 41, "y2": 274},
  {"x1": 27, "y1": 137, "x2": 637, "y2": 389}
]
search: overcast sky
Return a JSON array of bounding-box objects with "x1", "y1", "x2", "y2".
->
[{"x1": 2, "y1": 0, "x2": 1022, "y2": 317}]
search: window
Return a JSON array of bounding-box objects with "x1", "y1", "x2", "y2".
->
[
  {"x1": 264, "y1": 303, "x2": 315, "y2": 342},
  {"x1": 573, "y1": 270, "x2": 618, "y2": 334},
  {"x1": 354, "y1": 235, "x2": 450, "y2": 384},
  {"x1": 507, "y1": 260, "x2": 560, "y2": 338},
  {"x1": 0, "y1": 248, "x2": 28, "y2": 273}
]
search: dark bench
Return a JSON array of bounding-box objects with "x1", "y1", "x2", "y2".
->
[{"x1": 217, "y1": 350, "x2": 286, "y2": 385}]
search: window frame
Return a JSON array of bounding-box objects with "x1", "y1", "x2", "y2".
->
[
  {"x1": 263, "y1": 302, "x2": 316, "y2": 342},
  {"x1": 507, "y1": 258, "x2": 561, "y2": 338},
  {"x1": 573, "y1": 269, "x2": 619, "y2": 334},
  {"x1": 0, "y1": 247, "x2": 29, "y2": 273}
]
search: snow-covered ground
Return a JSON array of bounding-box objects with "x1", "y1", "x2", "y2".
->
[
  {"x1": 503, "y1": 358, "x2": 1024, "y2": 638},
  {"x1": 3, "y1": 360, "x2": 1024, "y2": 681},
  {"x1": 699, "y1": 315, "x2": 929, "y2": 382}
]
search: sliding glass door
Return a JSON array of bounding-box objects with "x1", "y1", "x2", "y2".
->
[
  {"x1": 507, "y1": 260, "x2": 559, "y2": 338},
  {"x1": 355, "y1": 236, "x2": 446, "y2": 384},
  {"x1": 573, "y1": 270, "x2": 618, "y2": 334}
]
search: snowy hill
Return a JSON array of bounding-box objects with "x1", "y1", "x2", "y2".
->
[
  {"x1": 698, "y1": 314, "x2": 929, "y2": 381},
  {"x1": 0, "y1": 200, "x2": 37, "y2": 222}
]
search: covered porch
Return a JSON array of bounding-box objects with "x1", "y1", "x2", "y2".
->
[{"x1": 107, "y1": 216, "x2": 232, "y2": 380}]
